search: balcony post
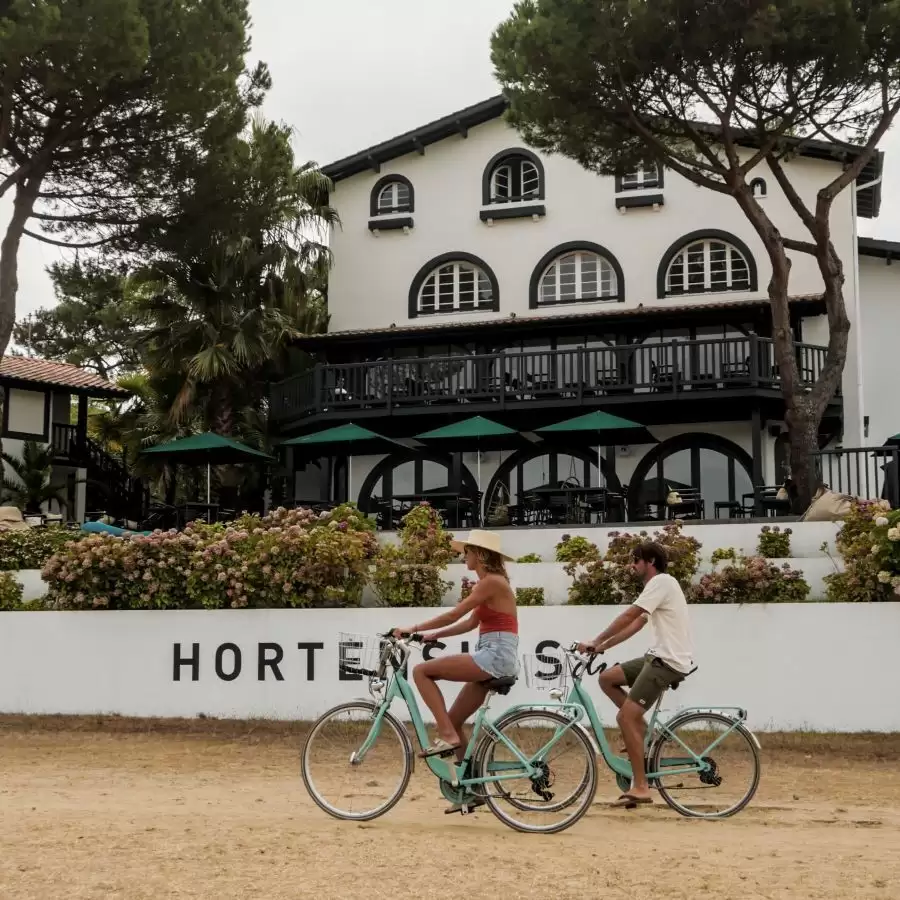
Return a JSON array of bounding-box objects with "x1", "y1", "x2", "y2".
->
[
  {"x1": 386, "y1": 361, "x2": 394, "y2": 412},
  {"x1": 498, "y1": 351, "x2": 506, "y2": 409},
  {"x1": 313, "y1": 366, "x2": 324, "y2": 414},
  {"x1": 577, "y1": 349, "x2": 584, "y2": 403},
  {"x1": 749, "y1": 333, "x2": 759, "y2": 386},
  {"x1": 751, "y1": 404, "x2": 764, "y2": 516},
  {"x1": 76, "y1": 394, "x2": 88, "y2": 450}
]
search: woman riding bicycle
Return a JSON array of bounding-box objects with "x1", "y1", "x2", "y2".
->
[{"x1": 393, "y1": 529, "x2": 518, "y2": 760}]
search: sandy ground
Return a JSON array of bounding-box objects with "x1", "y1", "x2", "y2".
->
[{"x1": 1, "y1": 717, "x2": 899, "y2": 900}]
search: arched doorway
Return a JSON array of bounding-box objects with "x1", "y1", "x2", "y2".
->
[
  {"x1": 627, "y1": 433, "x2": 754, "y2": 519},
  {"x1": 484, "y1": 446, "x2": 623, "y2": 509},
  {"x1": 357, "y1": 451, "x2": 478, "y2": 527}
]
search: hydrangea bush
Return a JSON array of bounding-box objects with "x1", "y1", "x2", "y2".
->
[
  {"x1": 757, "y1": 525, "x2": 793, "y2": 558},
  {"x1": 692, "y1": 555, "x2": 811, "y2": 604},
  {"x1": 370, "y1": 504, "x2": 453, "y2": 608},
  {"x1": 42, "y1": 504, "x2": 378, "y2": 610},
  {"x1": 554, "y1": 535, "x2": 600, "y2": 565},
  {"x1": 0, "y1": 526, "x2": 83, "y2": 571},
  {"x1": 824, "y1": 499, "x2": 892, "y2": 603},
  {"x1": 567, "y1": 522, "x2": 701, "y2": 605},
  {"x1": 0, "y1": 572, "x2": 24, "y2": 609}
]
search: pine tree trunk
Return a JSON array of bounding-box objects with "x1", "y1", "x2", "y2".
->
[
  {"x1": 786, "y1": 404, "x2": 821, "y2": 512},
  {"x1": 0, "y1": 176, "x2": 42, "y2": 360}
]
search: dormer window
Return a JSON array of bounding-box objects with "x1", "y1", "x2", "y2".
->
[
  {"x1": 369, "y1": 174, "x2": 415, "y2": 217},
  {"x1": 616, "y1": 164, "x2": 663, "y2": 192},
  {"x1": 482, "y1": 149, "x2": 546, "y2": 206}
]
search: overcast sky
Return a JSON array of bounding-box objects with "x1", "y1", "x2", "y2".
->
[{"x1": 10, "y1": 0, "x2": 900, "y2": 326}]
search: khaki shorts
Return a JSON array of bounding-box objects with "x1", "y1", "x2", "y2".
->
[{"x1": 619, "y1": 654, "x2": 686, "y2": 709}]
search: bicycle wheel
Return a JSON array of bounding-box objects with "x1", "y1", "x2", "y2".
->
[
  {"x1": 649, "y1": 712, "x2": 760, "y2": 819},
  {"x1": 480, "y1": 715, "x2": 594, "y2": 814},
  {"x1": 475, "y1": 709, "x2": 597, "y2": 834},
  {"x1": 301, "y1": 701, "x2": 413, "y2": 821}
]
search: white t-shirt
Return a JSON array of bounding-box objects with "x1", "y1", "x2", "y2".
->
[{"x1": 633, "y1": 573, "x2": 694, "y2": 674}]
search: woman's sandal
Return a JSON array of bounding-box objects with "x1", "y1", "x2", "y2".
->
[
  {"x1": 418, "y1": 738, "x2": 461, "y2": 759},
  {"x1": 614, "y1": 793, "x2": 653, "y2": 809}
]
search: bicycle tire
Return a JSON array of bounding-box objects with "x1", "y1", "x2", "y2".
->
[
  {"x1": 474, "y1": 709, "x2": 598, "y2": 834},
  {"x1": 649, "y1": 711, "x2": 760, "y2": 819},
  {"x1": 301, "y1": 700, "x2": 413, "y2": 821}
]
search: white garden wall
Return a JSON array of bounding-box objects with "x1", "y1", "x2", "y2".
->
[{"x1": 0, "y1": 605, "x2": 896, "y2": 732}]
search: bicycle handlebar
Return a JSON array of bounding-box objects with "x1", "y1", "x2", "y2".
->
[{"x1": 564, "y1": 643, "x2": 607, "y2": 679}]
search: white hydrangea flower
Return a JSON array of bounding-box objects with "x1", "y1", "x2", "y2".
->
[
  {"x1": 875, "y1": 516, "x2": 889, "y2": 527},
  {"x1": 877, "y1": 571, "x2": 891, "y2": 584},
  {"x1": 888, "y1": 528, "x2": 900, "y2": 542}
]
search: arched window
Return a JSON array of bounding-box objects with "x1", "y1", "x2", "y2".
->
[
  {"x1": 658, "y1": 230, "x2": 757, "y2": 298},
  {"x1": 627, "y1": 433, "x2": 754, "y2": 520},
  {"x1": 529, "y1": 242, "x2": 624, "y2": 308},
  {"x1": 482, "y1": 149, "x2": 546, "y2": 205},
  {"x1": 369, "y1": 174, "x2": 414, "y2": 216},
  {"x1": 409, "y1": 253, "x2": 500, "y2": 317}
]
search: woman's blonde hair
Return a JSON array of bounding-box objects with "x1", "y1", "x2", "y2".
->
[{"x1": 467, "y1": 544, "x2": 509, "y2": 580}]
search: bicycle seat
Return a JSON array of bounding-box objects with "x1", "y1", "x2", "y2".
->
[
  {"x1": 482, "y1": 675, "x2": 517, "y2": 695},
  {"x1": 669, "y1": 665, "x2": 698, "y2": 691}
]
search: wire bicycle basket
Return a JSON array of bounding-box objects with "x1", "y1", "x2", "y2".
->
[
  {"x1": 522, "y1": 651, "x2": 570, "y2": 694},
  {"x1": 338, "y1": 633, "x2": 392, "y2": 679}
]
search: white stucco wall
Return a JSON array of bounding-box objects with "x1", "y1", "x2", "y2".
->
[
  {"x1": 326, "y1": 117, "x2": 857, "y2": 335},
  {"x1": 857, "y1": 256, "x2": 900, "y2": 445},
  {"x1": 0, "y1": 604, "x2": 896, "y2": 731}
]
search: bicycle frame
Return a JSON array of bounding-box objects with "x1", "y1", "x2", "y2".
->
[
  {"x1": 355, "y1": 645, "x2": 587, "y2": 790},
  {"x1": 564, "y1": 659, "x2": 751, "y2": 782}
]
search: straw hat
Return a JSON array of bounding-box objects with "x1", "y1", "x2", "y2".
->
[{"x1": 450, "y1": 529, "x2": 514, "y2": 561}]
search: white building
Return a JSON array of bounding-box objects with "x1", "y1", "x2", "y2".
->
[{"x1": 270, "y1": 96, "x2": 900, "y2": 524}]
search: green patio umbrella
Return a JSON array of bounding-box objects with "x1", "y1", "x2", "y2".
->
[
  {"x1": 284, "y1": 423, "x2": 408, "y2": 500},
  {"x1": 536, "y1": 411, "x2": 657, "y2": 447},
  {"x1": 142, "y1": 432, "x2": 274, "y2": 506},
  {"x1": 415, "y1": 415, "x2": 527, "y2": 490}
]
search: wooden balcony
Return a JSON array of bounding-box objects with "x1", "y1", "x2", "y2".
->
[
  {"x1": 269, "y1": 336, "x2": 835, "y2": 426},
  {"x1": 51, "y1": 423, "x2": 80, "y2": 461}
]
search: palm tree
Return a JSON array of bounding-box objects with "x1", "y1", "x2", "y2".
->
[
  {"x1": 134, "y1": 118, "x2": 336, "y2": 437},
  {"x1": 1, "y1": 441, "x2": 68, "y2": 514}
]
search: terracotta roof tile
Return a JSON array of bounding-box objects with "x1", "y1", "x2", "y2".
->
[
  {"x1": 0, "y1": 356, "x2": 131, "y2": 396},
  {"x1": 297, "y1": 294, "x2": 825, "y2": 342}
]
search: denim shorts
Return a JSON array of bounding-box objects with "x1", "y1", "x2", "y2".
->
[{"x1": 472, "y1": 631, "x2": 519, "y2": 679}]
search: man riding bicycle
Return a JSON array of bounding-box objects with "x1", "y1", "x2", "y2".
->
[{"x1": 578, "y1": 541, "x2": 695, "y2": 808}]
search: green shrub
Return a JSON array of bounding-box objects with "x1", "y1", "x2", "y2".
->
[
  {"x1": 554, "y1": 535, "x2": 600, "y2": 565},
  {"x1": 711, "y1": 547, "x2": 737, "y2": 566},
  {"x1": 0, "y1": 572, "x2": 24, "y2": 609},
  {"x1": 0, "y1": 526, "x2": 83, "y2": 571},
  {"x1": 691, "y1": 556, "x2": 810, "y2": 604},
  {"x1": 757, "y1": 525, "x2": 792, "y2": 558},
  {"x1": 515, "y1": 587, "x2": 544, "y2": 606},
  {"x1": 370, "y1": 504, "x2": 452, "y2": 608},
  {"x1": 516, "y1": 553, "x2": 542, "y2": 563}
]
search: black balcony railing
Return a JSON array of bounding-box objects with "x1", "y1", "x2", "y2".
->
[
  {"x1": 813, "y1": 447, "x2": 900, "y2": 508},
  {"x1": 51, "y1": 423, "x2": 79, "y2": 459},
  {"x1": 270, "y1": 336, "x2": 832, "y2": 423}
]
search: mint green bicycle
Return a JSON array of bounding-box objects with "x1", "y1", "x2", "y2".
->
[
  {"x1": 300, "y1": 632, "x2": 598, "y2": 834},
  {"x1": 522, "y1": 644, "x2": 762, "y2": 819}
]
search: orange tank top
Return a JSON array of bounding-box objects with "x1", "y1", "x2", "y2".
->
[{"x1": 475, "y1": 603, "x2": 518, "y2": 635}]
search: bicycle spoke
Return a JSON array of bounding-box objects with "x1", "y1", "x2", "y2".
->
[
  {"x1": 478, "y1": 710, "x2": 597, "y2": 834},
  {"x1": 301, "y1": 702, "x2": 412, "y2": 821},
  {"x1": 651, "y1": 713, "x2": 760, "y2": 818}
]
